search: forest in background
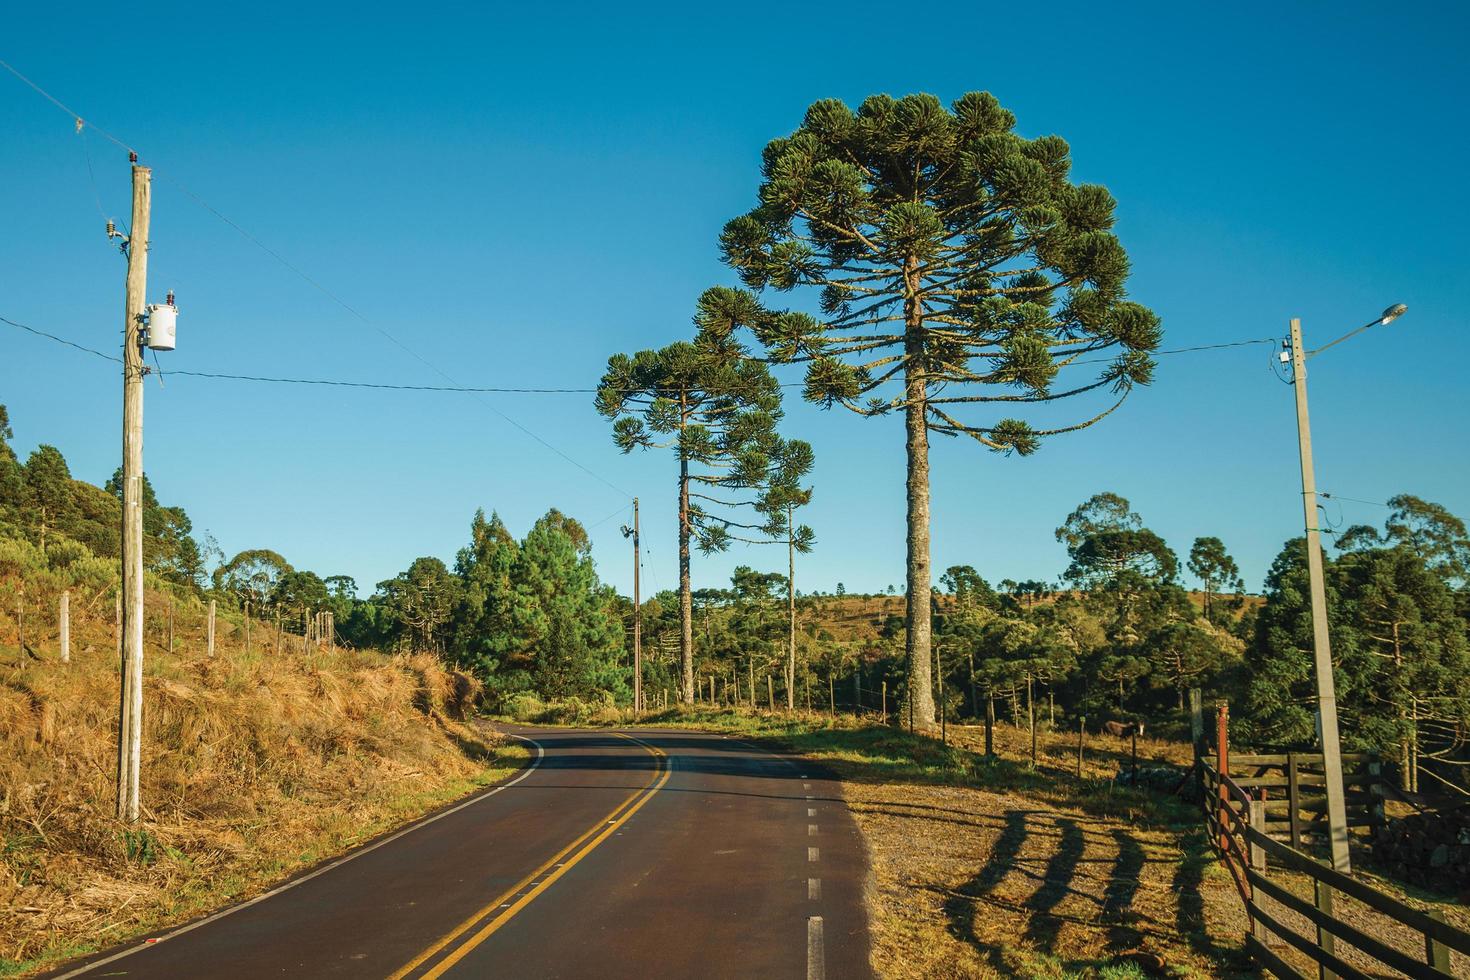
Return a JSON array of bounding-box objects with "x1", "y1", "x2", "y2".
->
[{"x1": 3, "y1": 400, "x2": 1467, "y2": 796}]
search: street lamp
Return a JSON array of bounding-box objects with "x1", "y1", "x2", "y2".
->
[{"x1": 1283, "y1": 303, "x2": 1407, "y2": 873}]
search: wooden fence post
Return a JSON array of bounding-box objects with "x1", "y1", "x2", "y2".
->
[
  {"x1": 327, "y1": 611, "x2": 334, "y2": 654},
  {"x1": 1027, "y1": 674, "x2": 1036, "y2": 766},
  {"x1": 1427, "y1": 909, "x2": 1452, "y2": 973},
  {"x1": 115, "y1": 591, "x2": 121, "y2": 659},
  {"x1": 1248, "y1": 798, "x2": 1268, "y2": 944},
  {"x1": 59, "y1": 590, "x2": 70, "y2": 663},
  {"x1": 1216, "y1": 702, "x2": 1230, "y2": 855},
  {"x1": 1287, "y1": 752, "x2": 1303, "y2": 850},
  {"x1": 168, "y1": 597, "x2": 174, "y2": 655},
  {"x1": 207, "y1": 599, "x2": 216, "y2": 658},
  {"x1": 880, "y1": 680, "x2": 887, "y2": 725},
  {"x1": 1366, "y1": 761, "x2": 1386, "y2": 830},
  {"x1": 1314, "y1": 879, "x2": 1337, "y2": 980},
  {"x1": 16, "y1": 582, "x2": 24, "y2": 653},
  {"x1": 1077, "y1": 716, "x2": 1085, "y2": 777},
  {"x1": 244, "y1": 600, "x2": 251, "y2": 655},
  {"x1": 768, "y1": 674, "x2": 775, "y2": 711},
  {"x1": 1189, "y1": 687, "x2": 1204, "y2": 765},
  {"x1": 985, "y1": 694, "x2": 995, "y2": 757}
]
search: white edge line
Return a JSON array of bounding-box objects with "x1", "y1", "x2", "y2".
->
[{"x1": 52, "y1": 733, "x2": 545, "y2": 979}]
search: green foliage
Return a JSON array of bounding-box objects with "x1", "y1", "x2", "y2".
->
[
  {"x1": 105, "y1": 469, "x2": 207, "y2": 587},
  {"x1": 1241, "y1": 524, "x2": 1469, "y2": 774},
  {"x1": 714, "y1": 91, "x2": 1160, "y2": 448},
  {"x1": 1187, "y1": 536, "x2": 1244, "y2": 623},
  {"x1": 1057, "y1": 492, "x2": 1177, "y2": 587}
]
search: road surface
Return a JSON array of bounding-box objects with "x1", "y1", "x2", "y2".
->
[{"x1": 50, "y1": 726, "x2": 872, "y2": 979}]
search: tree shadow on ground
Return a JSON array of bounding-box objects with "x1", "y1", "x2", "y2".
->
[
  {"x1": 1101, "y1": 827, "x2": 1145, "y2": 951},
  {"x1": 1020, "y1": 817, "x2": 1084, "y2": 951}
]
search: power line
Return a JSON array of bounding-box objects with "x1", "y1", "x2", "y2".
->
[
  {"x1": 1, "y1": 58, "x2": 633, "y2": 499},
  {"x1": 1319, "y1": 491, "x2": 1390, "y2": 508},
  {"x1": 1069, "y1": 337, "x2": 1277, "y2": 366},
  {"x1": 5, "y1": 312, "x2": 1280, "y2": 394},
  {"x1": 1, "y1": 314, "x2": 120, "y2": 363}
]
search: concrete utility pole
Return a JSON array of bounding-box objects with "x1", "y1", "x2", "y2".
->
[
  {"x1": 622, "y1": 500, "x2": 641, "y2": 712},
  {"x1": 1287, "y1": 316, "x2": 1350, "y2": 872},
  {"x1": 117, "y1": 160, "x2": 150, "y2": 824}
]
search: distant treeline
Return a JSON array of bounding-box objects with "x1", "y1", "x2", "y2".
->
[{"x1": 3, "y1": 402, "x2": 1467, "y2": 794}]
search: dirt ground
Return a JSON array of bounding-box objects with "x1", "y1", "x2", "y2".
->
[{"x1": 844, "y1": 723, "x2": 1252, "y2": 979}]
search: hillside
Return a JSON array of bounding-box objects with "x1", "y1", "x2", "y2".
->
[{"x1": 0, "y1": 576, "x2": 521, "y2": 977}]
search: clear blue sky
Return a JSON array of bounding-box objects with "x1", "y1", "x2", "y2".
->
[{"x1": 3, "y1": 2, "x2": 1467, "y2": 600}]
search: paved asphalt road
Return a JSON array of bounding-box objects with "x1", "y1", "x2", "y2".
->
[{"x1": 50, "y1": 727, "x2": 872, "y2": 979}]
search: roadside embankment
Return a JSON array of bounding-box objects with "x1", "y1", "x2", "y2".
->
[{"x1": 1, "y1": 598, "x2": 523, "y2": 978}]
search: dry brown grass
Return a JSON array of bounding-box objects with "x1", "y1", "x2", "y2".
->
[
  {"x1": 0, "y1": 586, "x2": 516, "y2": 977},
  {"x1": 853, "y1": 723, "x2": 1250, "y2": 978}
]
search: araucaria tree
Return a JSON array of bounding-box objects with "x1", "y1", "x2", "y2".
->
[
  {"x1": 710, "y1": 91, "x2": 1163, "y2": 726},
  {"x1": 596, "y1": 335, "x2": 788, "y2": 704}
]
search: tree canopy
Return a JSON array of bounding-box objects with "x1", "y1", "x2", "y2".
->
[{"x1": 707, "y1": 92, "x2": 1161, "y2": 726}]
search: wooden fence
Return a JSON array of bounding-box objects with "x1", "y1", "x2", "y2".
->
[
  {"x1": 1201, "y1": 705, "x2": 1470, "y2": 977},
  {"x1": 1226, "y1": 751, "x2": 1386, "y2": 848}
]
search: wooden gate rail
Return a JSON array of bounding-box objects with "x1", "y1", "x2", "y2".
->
[{"x1": 1199, "y1": 702, "x2": 1467, "y2": 978}]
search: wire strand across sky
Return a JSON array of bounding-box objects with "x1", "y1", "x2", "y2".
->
[{"x1": 0, "y1": 56, "x2": 634, "y2": 498}]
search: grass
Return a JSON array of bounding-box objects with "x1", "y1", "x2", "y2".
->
[
  {"x1": 0, "y1": 584, "x2": 527, "y2": 979},
  {"x1": 527, "y1": 703, "x2": 1253, "y2": 978}
]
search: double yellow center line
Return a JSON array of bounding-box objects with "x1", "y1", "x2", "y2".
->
[{"x1": 388, "y1": 733, "x2": 670, "y2": 980}]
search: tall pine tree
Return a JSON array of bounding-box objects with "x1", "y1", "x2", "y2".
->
[
  {"x1": 709, "y1": 92, "x2": 1161, "y2": 725},
  {"x1": 596, "y1": 335, "x2": 787, "y2": 702}
]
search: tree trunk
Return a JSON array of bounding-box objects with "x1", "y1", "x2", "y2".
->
[
  {"x1": 678, "y1": 452, "x2": 694, "y2": 704},
  {"x1": 902, "y1": 268, "x2": 935, "y2": 729}
]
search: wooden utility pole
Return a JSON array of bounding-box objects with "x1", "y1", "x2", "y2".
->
[
  {"x1": 59, "y1": 590, "x2": 70, "y2": 663},
  {"x1": 117, "y1": 160, "x2": 150, "y2": 824},
  {"x1": 1288, "y1": 317, "x2": 1351, "y2": 873},
  {"x1": 207, "y1": 599, "x2": 216, "y2": 658},
  {"x1": 624, "y1": 499, "x2": 642, "y2": 712},
  {"x1": 786, "y1": 503, "x2": 796, "y2": 712}
]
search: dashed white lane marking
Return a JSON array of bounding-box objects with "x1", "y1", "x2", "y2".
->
[
  {"x1": 808, "y1": 846, "x2": 820, "y2": 862},
  {"x1": 807, "y1": 915, "x2": 825, "y2": 980},
  {"x1": 808, "y1": 877, "x2": 821, "y2": 900},
  {"x1": 807, "y1": 807, "x2": 817, "y2": 817},
  {"x1": 805, "y1": 794, "x2": 814, "y2": 800},
  {"x1": 808, "y1": 824, "x2": 818, "y2": 836},
  {"x1": 803, "y1": 782, "x2": 811, "y2": 789}
]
